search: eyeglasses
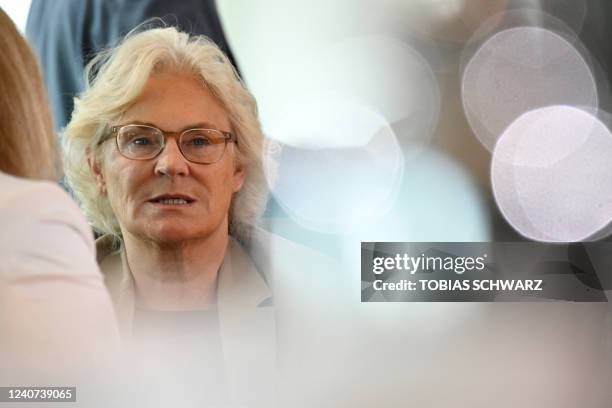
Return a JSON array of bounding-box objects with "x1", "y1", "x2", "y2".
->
[{"x1": 104, "y1": 124, "x2": 237, "y2": 164}]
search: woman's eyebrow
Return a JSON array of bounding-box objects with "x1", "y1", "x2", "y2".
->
[
  {"x1": 126, "y1": 120, "x2": 221, "y2": 131},
  {"x1": 183, "y1": 122, "x2": 220, "y2": 130}
]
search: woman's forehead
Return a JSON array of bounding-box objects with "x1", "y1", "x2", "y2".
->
[{"x1": 122, "y1": 72, "x2": 230, "y2": 131}]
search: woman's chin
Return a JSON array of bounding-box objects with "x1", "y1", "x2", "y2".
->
[
  {"x1": 143, "y1": 225, "x2": 212, "y2": 245},
  {"x1": 124, "y1": 216, "x2": 228, "y2": 246}
]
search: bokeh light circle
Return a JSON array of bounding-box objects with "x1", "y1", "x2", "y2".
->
[
  {"x1": 491, "y1": 105, "x2": 612, "y2": 242},
  {"x1": 299, "y1": 35, "x2": 440, "y2": 154},
  {"x1": 263, "y1": 97, "x2": 404, "y2": 234},
  {"x1": 462, "y1": 26, "x2": 598, "y2": 151}
]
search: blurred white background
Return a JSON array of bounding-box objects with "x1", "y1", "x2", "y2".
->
[{"x1": 0, "y1": 0, "x2": 31, "y2": 32}]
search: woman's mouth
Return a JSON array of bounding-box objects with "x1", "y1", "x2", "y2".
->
[
  {"x1": 148, "y1": 194, "x2": 196, "y2": 205},
  {"x1": 157, "y1": 198, "x2": 189, "y2": 205}
]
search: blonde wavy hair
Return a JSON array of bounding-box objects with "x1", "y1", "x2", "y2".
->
[{"x1": 63, "y1": 26, "x2": 268, "y2": 242}]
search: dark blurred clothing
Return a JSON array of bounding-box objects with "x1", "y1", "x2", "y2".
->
[
  {"x1": 26, "y1": 0, "x2": 239, "y2": 131},
  {"x1": 577, "y1": 0, "x2": 612, "y2": 111}
]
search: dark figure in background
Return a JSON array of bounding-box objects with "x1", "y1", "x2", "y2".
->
[{"x1": 26, "y1": 0, "x2": 239, "y2": 131}]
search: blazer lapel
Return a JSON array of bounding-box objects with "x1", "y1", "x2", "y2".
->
[
  {"x1": 217, "y1": 237, "x2": 277, "y2": 404},
  {"x1": 99, "y1": 242, "x2": 135, "y2": 337}
]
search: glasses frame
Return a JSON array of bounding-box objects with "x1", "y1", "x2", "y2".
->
[{"x1": 104, "y1": 124, "x2": 237, "y2": 165}]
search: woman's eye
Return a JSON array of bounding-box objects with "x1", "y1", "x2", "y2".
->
[
  {"x1": 190, "y1": 137, "x2": 211, "y2": 147},
  {"x1": 132, "y1": 137, "x2": 152, "y2": 145}
]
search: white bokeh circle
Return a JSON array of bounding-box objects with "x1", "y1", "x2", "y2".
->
[
  {"x1": 492, "y1": 105, "x2": 612, "y2": 242},
  {"x1": 263, "y1": 100, "x2": 404, "y2": 234},
  {"x1": 462, "y1": 26, "x2": 598, "y2": 151},
  {"x1": 297, "y1": 35, "x2": 440, "y2": 153}
]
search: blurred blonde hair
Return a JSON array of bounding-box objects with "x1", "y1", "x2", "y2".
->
[
  {"x1": 63, "y1": 26, "x2": 268, "y2": 242},
  {"x1": 0, "y1": 8, "x2": 57, "y2": 180}
]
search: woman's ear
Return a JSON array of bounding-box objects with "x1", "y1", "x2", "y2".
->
[
  {"x1": 232, "y1": 159, "x2": 246, "y2": 193},
  {"x1": 87, "y1": 150, "x2": 106, "y2": 195}
]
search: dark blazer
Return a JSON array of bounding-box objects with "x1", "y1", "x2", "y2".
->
[{"x1": 26, "y1": 0, "x2": 239, "y2": 131}]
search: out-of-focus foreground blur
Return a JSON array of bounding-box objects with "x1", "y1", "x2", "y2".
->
[
  {"x1": 3, "y1": 1, "x2": 612, "y2": 407},
  {"x1": 212, "y1": 2, "x2": 612, "y2": 406}
]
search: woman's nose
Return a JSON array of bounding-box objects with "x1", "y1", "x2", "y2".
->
[{"x1": 153, "y1": 139, "x2": 190, "y2": 176}]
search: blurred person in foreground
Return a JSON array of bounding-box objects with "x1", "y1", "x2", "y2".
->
[
  {"x1": 0, "y1": 7, "x2": 120, "y2": 382},
  {"x1": 62, "y1": 25, "x2": 339, "y2": 406}
]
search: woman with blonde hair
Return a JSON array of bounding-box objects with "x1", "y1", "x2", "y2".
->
[
  {"x1": 61, "y1": 23, "x2": 271, "y2": 403},
  {"x1": 0, "y1": 7, "x2": 119, "y2": 379},
  {"x1": 61, "y1": 24, "x2": 336, "y2": 405},
  {"x1": 63, "y1": 25, "x2": 273, "y2": 319}
]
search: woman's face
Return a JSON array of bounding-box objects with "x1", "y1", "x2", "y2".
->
[{"x1": 93, "y1": 72, "x2": 245, "y2": 244}]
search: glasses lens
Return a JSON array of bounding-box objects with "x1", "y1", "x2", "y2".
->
[
  {"x1": 180, "y1": 129, "x2": 226, "y2": 164},
  {"x1": 117, "y1": 126, "x2": 163, "y2": 159}
]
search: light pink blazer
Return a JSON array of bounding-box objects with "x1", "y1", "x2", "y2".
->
[{"x1": 0, "y1": 172, "x2": 120, "y2": 380}]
